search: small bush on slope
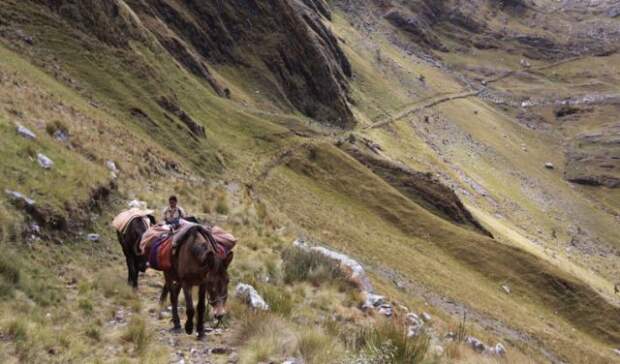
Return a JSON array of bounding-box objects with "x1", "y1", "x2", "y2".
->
[{"x1": 281, "y1": 246, "x2": 351, "y2": 289}]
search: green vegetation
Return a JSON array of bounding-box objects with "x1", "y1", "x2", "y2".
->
[{"x1": 0, "y1": 0, "x2": 619, "y2": 363}]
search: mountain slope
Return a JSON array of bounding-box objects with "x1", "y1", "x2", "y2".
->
[{"x1": 1, "y1": 0, "x2": 619, "y2": 363}]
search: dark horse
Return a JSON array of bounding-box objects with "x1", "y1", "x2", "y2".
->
[
  {"x1": 116, "y1": 216, "x2": 155, "y2": 288},
  {"x1": 163, "y1": 226, "x2": 233, "y2": 338}
]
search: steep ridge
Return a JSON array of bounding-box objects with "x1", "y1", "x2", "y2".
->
[{"x1": 33, "y1": 0, "x2": 355, "y2": 127}]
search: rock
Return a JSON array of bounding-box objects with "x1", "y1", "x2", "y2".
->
[
  {"x1": 294, "y1": 239, "x2": 372, "y2": 291},
  {"x1": 406, "y1": 312, "x2": 421, "y2": 325},
  {"x1": 106, "y1": 160, "x2": 119, "y2": 174},
  {"x1": 16, "y1": 123, "x2": 36, "y2": 139},
  {"x1": 235, "y1": 283, "x2": 269, "y2": 310},
  {"x1": 282, "y1": 358, "x2": 303, "y2": 364},
  {"x1": 128, "y1": 200, "x2": 148, "y2": 209},
  {"x1": 5, "y1": 190, "x2": 35, "y2": 207},
  {"x1": 607, "y1": 6, "x2": 620, "y2": 18},
  {"x1": 37, "y1": 153, "x2": 54, "y2": 169},
  {"x1": 544, "y1": 162, "x2": 555, "y2": 170},
  {"x1": 501, "y1": 285, "x2": 511, "y2": 294},
  {"x1": 87, "y1": 233, "x2": 100, "y2": 242},
  {"x1": 378, "y1": 304, "x2": 393, "y2": 317},
  {"x1": 53, "y1": 130, "x2": 69, "y2": 143},
  {"x1": 211, "y1": 346, "x2": 231, "y2": 355},
  {"x1": 445, "y1": 331, "x2": 456, "y2": 341},
  {"x1": 613, "y1": 348, "x2": 620, "y2": 356},
  {"x1": 520, "y1": 58, "x2": 531, "y2": 68},
  {"x1": 466, "y1": 336, "x2": 486, "y2": 353},
  {"x1": 363, "y1": 293, "x2": 385, "y2": 309},
  {"x1": 406, "y1": 313, "x2": 424, "y2": 337},
  {"x1": 494, "y1": 343, "x2": 507, "y2": 356},
  {"x1": 421, "y1": 312, "x2": 432, "y2": 322}
]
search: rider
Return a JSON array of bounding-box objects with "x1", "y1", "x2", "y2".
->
[{"x1": 162, "y1": 195, "x2": 186, "y2": 227}]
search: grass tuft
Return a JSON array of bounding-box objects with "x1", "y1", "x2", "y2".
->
[
  {"x1": 122, "y1": 316, "x2": 151, "y2": 355},
  {"x1": 281, "y1": 247, "x2": 350, "y2": 288}
]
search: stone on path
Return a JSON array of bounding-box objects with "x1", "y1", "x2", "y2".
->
[{"x1": 545, "y1": 162, "x2": 555, "y2": 170}]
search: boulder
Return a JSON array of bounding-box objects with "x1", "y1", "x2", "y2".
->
[
  {"x1": 235, "y1": 283, "x2": 269, "y2": 311},
  {"x1": 294, "y1": 239, "x2": 372, "y2": 291},
  {"x1": 378, "y1": 304, "x2": 393, "y2": 317},
  {"x1": 106, "y1": 160, "x2": 119, "y2": 174},
  {"x1": 16, "y1": 123, "x2": 36, "y2": 139},
  {"x1": 421, "y1": 312, "x2": 432, "y2": 322},
  {"x1": 544, "y1": 162, "x2": 555, "y2": 170},
  {"x1": 466, "y1": 336, "x2": 486, "y2": 353},
  {"x1": 494, "y1": 343, "x2": 507, "y2": 356},
  {"x1": 613, "y1": 348, "x2": 620, "y2": 356},
  {"x1": 37, "y1": 153, "x2": 54, "y2": 169},
  {"x1": 363, "y1": 293, "x2": 385, "y2": 309}
]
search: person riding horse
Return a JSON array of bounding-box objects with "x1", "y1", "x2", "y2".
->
[{"x1": 162, "y1": 195, "x2": 186, "y2": 227}]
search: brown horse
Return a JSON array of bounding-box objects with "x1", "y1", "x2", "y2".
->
[
  {"x1": 116, "y1": 216, "x2": 154, "y2": 288},
  {"x1": 164, "y1": 225, "x2": 233, "y2": 338}
]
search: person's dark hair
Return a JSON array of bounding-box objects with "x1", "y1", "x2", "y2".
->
[{"x1": 169, "y1": 195, "x2": 177, "y2": 203}]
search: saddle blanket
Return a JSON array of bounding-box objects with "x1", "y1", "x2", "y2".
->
[
  {"x1": 140, "y1": 225, "x2": 171, "y2": 254},
  {"x1": 145, "y1": 235, "x2": 173, "y2": 271}
]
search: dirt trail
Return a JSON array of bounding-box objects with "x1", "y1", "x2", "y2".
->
[
  {"x1": 109, "y1": 270, "x2": 239, "y2": 364},
  {"x1": 367, "y1": 90, "x2": 483, "y2": 129}
]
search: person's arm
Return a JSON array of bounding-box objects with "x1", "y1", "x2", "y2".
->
[
  {"x1": 179, "y1": 207, "x2": 186, "y2": 218},
  {"x1": 162, "y1": 208, "x2": 168, "y2": 223}
]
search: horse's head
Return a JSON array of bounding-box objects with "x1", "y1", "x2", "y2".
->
[{"x1": 204, "y1": 250, "x2": 234, "y2": 320}]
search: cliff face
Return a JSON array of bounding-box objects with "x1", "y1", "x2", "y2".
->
[{"x1": 38, "y1": 0, "x2": 355, "y2": 128}]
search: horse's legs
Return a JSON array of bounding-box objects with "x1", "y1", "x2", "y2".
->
[
  {"x1": 196, "y1": 283, "x2": 207, "y2": 339},
  {"x1": 125, "y1": 253, "x2": 138, "y2": 288},
  {"x1": 170, "y1": 282, "x2": 182, "y2": 331},
  {"x1": 159, "y1": 280, "x2": 170, "y2": 309},
  {"x1": 158, "y1": 278, "x2": 170, "y2": 319},
  {"x1": 130, "y1": 258, "x2": 139, "y2": 289},
  {"x1": 183, "y1": 284, "x2": 195, "y2": 335}
]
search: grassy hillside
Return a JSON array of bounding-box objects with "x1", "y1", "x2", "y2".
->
[{"x1": 1, "y1": 1, "x2": 619, "y2": 363}]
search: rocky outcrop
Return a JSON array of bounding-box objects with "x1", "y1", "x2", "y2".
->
[
  {"x1": 157, "y1": 97, "x2": 205, "y2": 138},
  {"x1": 342, "y1": 143, "x2": 492, "y2": 236},
  {"x1": 384, "y1": 9, "x2": 446, "y2": 51},
  {"x1": 37, "y1": 0, "x2": 355, "y2": 127},
  {"x1": 565, "y1": 125, "x2": 620, "y2": 188}
]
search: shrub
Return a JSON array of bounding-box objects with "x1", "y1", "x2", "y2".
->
[
  {"x1": 0, "y1": 253, "x2": 20, "y2": 297},
  {"x1": 78, "y1": 298, "x2": 94, "y2": 313},
  {"x1": 215, "y1": 194, "x2": 229, "y2": 215},
  {"x1": 298, "y1": 327, "x2": 345, "y2": 364},
  {"x1": 45, "y1": 120, "x2": 69, "y2": 136},
  {"x1": 351, "y1": 321, "x2": 430, "y2": 363},
  {"x1": 122, "y1": 316, "x2": 151, "y2": 354},
  {"x1": 259, "y1": 284, "x2": 293, "y2": 317},
  {"x1": 85, "y1": 325, "x2": 101, "y2": 341},
  {"x1": 281, "y1": 247, "x2": 350, "y2": 288}
]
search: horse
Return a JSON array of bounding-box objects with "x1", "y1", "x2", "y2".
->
[
  {"x1": 116, "y1": 216, "x2": 155, "y2": 288},
  {"x1": 164, "y1": 225, "x2": 233, "y2": 338}
]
